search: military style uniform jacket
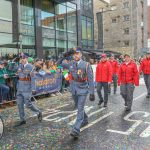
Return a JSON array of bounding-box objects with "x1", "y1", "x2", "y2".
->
[
  {"x1": 17, "y1": 63, "x2": 33, "y2": 92},
  {"x1": 61, "y1": 59, "x2": 94, "y2": 95}
]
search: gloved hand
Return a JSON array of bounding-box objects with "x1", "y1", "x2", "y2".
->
[
  {"x1": 32, "y1": 90, "x2": 36, "y2": 95},
  {"x1": 89, "y1": 94, "x2": 95, "y2": 101}
]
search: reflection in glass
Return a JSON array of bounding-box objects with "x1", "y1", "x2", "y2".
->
[
  {"x1": 67, "y1": 2, "x2": 76, "y2": 9},
  {"x1": 0, "y1": 33, "x2": 12, "y2": 45},
  {"x1": 67, "y1": 7, "x2": 77, "y2": 33},
  {"x1": 21, "y1": 0, "x2": 34, "y2": 25},
  {"x1": 43, "y1": 38, "x2": 55, "y2": 47},
  {"x1": 0, "y1": 0, "x2": 12, "y2": 21},
  {"x1": 56, "y1": 30, "x2": 67, "y2": 40},
  {"x1": 68, "y1": 41, "x2": 77, "y2": 49},
  {"x1": 21, "y1": 0, "x2": 35, "y2": 46},
  {"x1": 41, "y1": 0, "x2": 55, "y2": 29},
  {"x1": 55, "y1": 4, "x2": 66, "y2": 31},
  {"x1": 81, "y1": 16, "x2": 94, "y2": 48},
  {"x1": 22, "y1": 35, "x2": 35, "y2": 45},
  {"x1": 82, "y1": 19, "x2": 87, "y2": 40}
]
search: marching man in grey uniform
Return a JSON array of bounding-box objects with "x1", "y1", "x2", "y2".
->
[
  {"x1": 59, "y1": 47, "x2": 95, "y2": 138},
  {"x1": 15, "y1": 54, "x2": 42, "y2": 126}
]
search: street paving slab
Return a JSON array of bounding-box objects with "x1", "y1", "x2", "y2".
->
[{"x1": 0, "y1": 85, "x2": 150, "y2": 150}]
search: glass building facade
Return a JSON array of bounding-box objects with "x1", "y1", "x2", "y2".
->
[{"x1": 0, "y1": 0, "x2": 94, "y2": 59}]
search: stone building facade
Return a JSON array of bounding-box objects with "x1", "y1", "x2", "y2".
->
[
  {"x1": 148, "y1": 6, "x2": 150, "y2": 47},
  {"x1": 93, "y1": 0, "x2": 148, "y2": 58}
]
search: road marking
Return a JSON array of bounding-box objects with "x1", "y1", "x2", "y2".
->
[
  {"x1": 133, "y1": 92, "x2": 147, "y2": 101},
  {"x1": 55, "y1": 106, "x2": 93, "y2": 123},
  {"x1": 69, "y1": 107, "x2": 105, "y2": 125},
  {"x1": 81, "y1": 112, "x2": 114, "y2": 132},
  {"x1": 107, "y1": 111, "x2": 150, "y2": 135},
  {"x1": 140, "y1": 122, "x2": 150, "y2": 138},
  {"x1": 43, "y1": 106, "x2": 93, "y2": 123}
]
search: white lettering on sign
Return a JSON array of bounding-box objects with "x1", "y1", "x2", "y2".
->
[{"x1": 107, "y1": 111, "x2": 150, "y2": 136}]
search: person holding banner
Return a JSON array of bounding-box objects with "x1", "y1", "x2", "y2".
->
[
  {"x1": 15, "y1": 54, "x2": 42, "y2": 127},
  {"x1": 59, "y1": 47, "x2": 95, "y2": 138}
]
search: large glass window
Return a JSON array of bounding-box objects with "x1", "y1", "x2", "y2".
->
[
  {"x1": 56, "y1": 40, "x2": 67, "y2": 57},
  {"x1": 21, "y1": 0, "x2": 35, "y2": 46},
  {"x1": 0, "y1": 0, "x2": 13, "y2": 46},
  {"x1": 41, "y1": 0, "x2": 55, "y2": 29},
  {"x1": 67, "y1": 5, "x2": 77, "y2": 49},
  {"x1": 81, "y1": 16, "x2": 94, "y2": 48},
  {"x1": 55, "y1": 4, "x2": 67, "y2": 31},
  {"x1": 41, "y1": 0, "x2": 55, "y2": 48}
]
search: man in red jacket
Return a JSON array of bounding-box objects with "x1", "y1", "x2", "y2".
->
[
  {"x1": 118, "y1": 54, "x2": 139, "y2": 111},
  {"x1": 108, "y1": 54, "x2": 119, "y2": 94},
  {"x1": 139, "y1": 51, "x2": 150, "y2": 98},
  {"x1": 96, "y1": 53, "x2": 112, "y2": 107}
]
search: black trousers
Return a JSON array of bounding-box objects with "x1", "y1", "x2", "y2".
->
[{"x1": 120, "y1": 83, "x2": 135, "y2": 109}]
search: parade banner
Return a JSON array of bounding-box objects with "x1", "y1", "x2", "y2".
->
[{"x1": 31, "y1": 72, "x2": 62, "y2": 96}]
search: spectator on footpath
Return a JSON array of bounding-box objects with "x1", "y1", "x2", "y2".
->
[
  {"x1": 139, "y1": 51, "x2": 150, "y2": 98},
  {"x1": 96, "y1": 53, "x2": 112, "y2": 107},
  {"x1": 118, "y1": 54, "x2": 139, "y2": 111},
  {"x1": 90, "y1": 58, "x2": 97, "y2": 88},
  {"x1": 0, "y1": 61, "x2": 10, "y2": 105}
]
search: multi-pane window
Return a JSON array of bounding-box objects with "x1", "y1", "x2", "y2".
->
[
  {"x1": 124, "y1": 28, "x2": 129, "y2": 34},
  {"x1": 124, "y1": 15, "x2": 130, "y2": 21},
  {"x1": 81, "y1": 16, "x2": 94, "y2": 48},
  {"x1": 41, "y1": 0, "x2": 77, "y2": 58},
  {"x1": 21, "y1": 0, "x2": 35, "y2": 46},
  {"x1": 112, "y1": 18, "x2": 117, "y2": 23},
  {"x1": 0, "y1": 0, "x2": 12, "y2": 46},
  {"x1": 123, "y1": 2, "x2": 129, "y2": 9},
  {"x1": 124, "y1": 40, "x2": 130, "y2": 46}
]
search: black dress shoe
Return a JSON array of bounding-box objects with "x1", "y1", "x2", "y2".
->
[
  {"x1": 70, "y1": 131, "x2": 79, "y2": 138},
  {"x1": 81, "y1": 121, "x2": 88, "y2": 128},
  {"x1": 125, "y1": 107, "x2": 131, "y2": 112},
  {"x1": 38, "y1": 112, "x2": 42, "y2": 122},
  {"x1": 103, "y1": 104, "x2": 107, "y2": 107},
  {"x1": 98, "y1": 101, "x2": 103, "y2": 106},
  {"x1": 14, "y1": 121, "x2": 26, "y2": 127}
]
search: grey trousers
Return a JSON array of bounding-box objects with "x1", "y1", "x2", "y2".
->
[
  {"x1": 16, "y1": 91, "x2": 40, "y2": 122},
  {"x1": 72, "y1": 94, "x2": 88, "y2": 134},
  {"x1": 97, "y1": 82, "x2": 109, "y2": 104},
  {"x1": 144, "y1": 74, "x2": 150, "y2": 96},
  {"x1": 120, "y1": 83, "x2": 135, "y2": 109}
]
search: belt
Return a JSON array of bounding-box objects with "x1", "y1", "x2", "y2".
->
[
  {"x1": 19, "y1": 78, "x2": 31, "y2": 81},
  {"x1": 72, "y1": 78, "x2": 87, "y2": 83}
]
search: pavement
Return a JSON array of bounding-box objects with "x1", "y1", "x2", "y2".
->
[{"x1": 0, "y1": 81, "x2": 150, "y2": 150}]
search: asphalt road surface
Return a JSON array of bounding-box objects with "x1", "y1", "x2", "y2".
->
[{"x1": 0, "y1": 81, "x2": 150, "y2": 150}]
